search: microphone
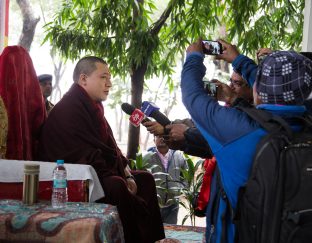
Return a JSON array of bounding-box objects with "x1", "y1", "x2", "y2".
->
[
  {"x1": 141, "y1": 101, "x2": 171, "y2": 127},
  {"x1": 121, "y1": 103, "x2": 151, "y2": 127}
]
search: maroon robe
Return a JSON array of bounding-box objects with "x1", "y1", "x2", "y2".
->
[
  {"x1": 37, "y1": 84, "x2": 165, "y2": 243},
  {"x1": 0, "y1": 46, "x2": 46, "y2": 160}
]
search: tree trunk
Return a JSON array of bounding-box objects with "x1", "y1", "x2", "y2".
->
[
  {"x1": 17, "y1": 0, "x2": 40, "y2": 51},
  {"x1": 126, "y1": 63, "x2": 147, "y2": 159}
]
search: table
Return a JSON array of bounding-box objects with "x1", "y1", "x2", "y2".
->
[
  {"x1": 162, "y1": 224, "x2": 206, "y2": 243},
  {"x1": 0, "y1": 159, "x2": 105, "y2": 202},
  {"x1": 0, "y1": 200, "x2": 124, "y2": 243}
]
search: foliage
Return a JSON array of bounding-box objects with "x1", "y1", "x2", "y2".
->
[
  {"x1": 179, "y1": 154, "x2": 204, "y2": 226},
  {"x1": 130, "y1": 151, "x2": 187, "y2": 209},
  {"x1": 129, "y1": 152, "x2": 152, "y2": 171},
  {"x1": 43, "y1": 0, "x2": 305, "y2": 157},
  {"x1": 225, "y1": 0, "x2": 305, "y2": 55},
  {"x1": 44, "y1": 0, "x2": 304, "y2": 72}
]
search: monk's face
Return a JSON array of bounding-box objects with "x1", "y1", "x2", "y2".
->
[{"x1": 83, "y1": 63, "x2": 112, "y2": 102}]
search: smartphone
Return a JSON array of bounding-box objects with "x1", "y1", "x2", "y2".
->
[
  {"x1": 202, "y1": 40, "x2": 223, "y2": 55},
  {"x1": 204, "y1": 81, "x2": 218, "y2": 97},
  {"x1": 257, "y1": 54, "x2": 268, "y2": 64}
]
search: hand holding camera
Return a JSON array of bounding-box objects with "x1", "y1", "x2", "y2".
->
[
  {"x1": 204, "y1": 79, "x2": 239, "y2": 105},
  {"x1": 204, "y1": 79, "x2": 219, "y2": 97},
  {"x1": 216, "y1": 39, "x2": 240, "y2": 63}
]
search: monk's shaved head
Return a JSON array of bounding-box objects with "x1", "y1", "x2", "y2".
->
[{"x1": 73, "y1": 56, "x2": 107, "y2": 83}]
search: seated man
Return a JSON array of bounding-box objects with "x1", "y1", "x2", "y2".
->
[{"x1": 37, "y1": 56, "x2": 165, "y2": 243}]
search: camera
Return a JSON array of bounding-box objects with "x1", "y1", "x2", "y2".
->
[
  {"x1": 202, "y1": 40, "x2": 223, "y2": 55},
  {"x1": 257, "y1": 54, "x2": 268, "y2": 64},
  {"x1": 204, "y1": 81, "x2": 218, "y2": 97}
]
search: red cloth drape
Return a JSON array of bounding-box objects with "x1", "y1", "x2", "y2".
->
[
  {"x1": 0, "y1": 46, "x2": 46, "y2": 160},
  {"x1": 196, "y1": 157, "x2": 216, "y2": 211}
]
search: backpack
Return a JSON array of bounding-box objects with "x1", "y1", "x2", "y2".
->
[{"x1": 234, "y1": 107, "x2": 312, "y2": 243}]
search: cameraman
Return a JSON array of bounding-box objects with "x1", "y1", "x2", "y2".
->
[{"x1": 181, "y1": 38, "x2": 312, "y2": 243}]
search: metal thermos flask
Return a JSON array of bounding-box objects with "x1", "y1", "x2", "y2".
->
[{"x1": 22, "y1": 164, "x2": 40, "y2": 205}]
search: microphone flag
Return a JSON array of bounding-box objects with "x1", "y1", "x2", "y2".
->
[
  {"x1": 129, "y1": 108, "x2": 145, "y2": 127},
  {"x1": 141, "y1": 101, "x2": 159, "y2": 116}
]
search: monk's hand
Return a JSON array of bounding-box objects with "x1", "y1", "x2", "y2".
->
[{"x1": 126, "y1": 177, "x2": 137, "y2": 195}]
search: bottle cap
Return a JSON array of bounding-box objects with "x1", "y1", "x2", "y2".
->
[
  {"x1": 24, "y1": 164, "x2": 40, "y2": 175},
  {"x1": 56, "y1": 159, "x2": 64, "y2": 165}
]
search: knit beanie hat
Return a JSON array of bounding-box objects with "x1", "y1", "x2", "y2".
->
[{"x1": 255, "y1": 51, "x2": 312, "y2": 105}]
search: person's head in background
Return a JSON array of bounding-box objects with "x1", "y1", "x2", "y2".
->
[
  {"x1": 229, "y1": 71, "x2": 253, "y2": 103},
  {"x1": 38, "y1": 74, "x2": 53, "y2": 100},
  {"x1": 155, "y1": 136, "x2": 169, "y2": 155},
  {"x1": 73, "y1": 56, "x2": 112, "y2": 102},
  {"x1": 253, "y1": 51, "x2": 312, "y2": 106}
]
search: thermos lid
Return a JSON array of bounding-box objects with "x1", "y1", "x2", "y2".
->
[
  {"x1": 56, "y1": 159, "x2": 64, "y2": 165},
  {"x1": 24, "y1": 164, "x2": 40, "y2": 174}
]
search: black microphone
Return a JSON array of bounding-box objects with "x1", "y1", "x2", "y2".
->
[
  {"x1": 141, "y1": 101, "x2": 171, "y2": 127},
  {"x1": 121, "y1": 103, "x2": 151, "y2": 123}
]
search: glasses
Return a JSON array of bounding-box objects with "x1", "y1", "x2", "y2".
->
[{"x1": 229, "y1": 78, "x2": 247, "y2": 88}]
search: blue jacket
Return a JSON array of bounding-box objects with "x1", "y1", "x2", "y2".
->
[
  {"x1": 181, "y1": 52, "x2": 307, "y2": 243},
  {"x1": 232, "y1": 54, "x2": 258, "y2": 86}
]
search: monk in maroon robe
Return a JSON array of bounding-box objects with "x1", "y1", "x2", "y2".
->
[
  {"x1": 0, "y1": 46, "x2": 46, "y2": 160},
  {"x1": 37, "y1": 56, "x2": 165, "y2": 243}
]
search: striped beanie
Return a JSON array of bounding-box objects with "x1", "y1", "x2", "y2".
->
[{"x1": 255, "y1": 51, "x2": 312, "y2": 105}]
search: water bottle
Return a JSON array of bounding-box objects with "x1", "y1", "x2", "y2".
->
[{"x1": 51, "y1": 159, "x2": 68, "y2": 208}]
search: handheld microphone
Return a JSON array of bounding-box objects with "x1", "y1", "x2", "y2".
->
[
  {"x1": 121, "y1": 103, "x2": 151, "y2": 127},
  {"x1": 141, "y1": 101, "x2": 171, "y2": 126}
]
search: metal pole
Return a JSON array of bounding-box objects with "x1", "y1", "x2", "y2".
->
[{"x1": 0, "y1": 0, "x2": 9, "y2": 54}]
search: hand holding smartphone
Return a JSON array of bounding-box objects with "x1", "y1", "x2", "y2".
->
[
  {"x1": 202, "y1": 40, "x2": 223, "y2": 55},
  {"x1": 204, "y1": 81, "x2": 219, "y2": 98}
]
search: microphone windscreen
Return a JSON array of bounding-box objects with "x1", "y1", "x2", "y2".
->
[
  {"x1": 121, "y1": 103, "x2": 135, "y2": 115},
  {"x1": 121, "y1": 103, "x2": 151, "y2": 123}
]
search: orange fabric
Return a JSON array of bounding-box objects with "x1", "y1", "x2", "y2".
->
[
  {"x1": 196, "y1": 157, "x2": 216, "y2": 211},
  {"x1": 0, "y1": 46, "x2": 46, "y2": 160}
]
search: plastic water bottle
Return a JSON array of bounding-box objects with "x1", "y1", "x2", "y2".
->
[{"x1": 51, "y1": 159, "x2": 68, "y2": 208}]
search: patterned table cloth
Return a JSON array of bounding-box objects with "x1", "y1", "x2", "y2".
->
[
  {"x1": 0, "y1": 200, "x2": 124, "y2": 243},
  {"x1": 162, "y1": 224, "x2": 206, "y2": 243}
]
